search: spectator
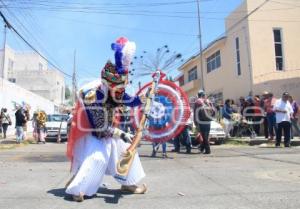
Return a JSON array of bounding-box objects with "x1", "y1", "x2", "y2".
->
[
  {"x1": 239, "y1": 97, "x2": 246, "y2": 116},
  {"x1": 173, "y1": 125, "x2": 192, "y2": 154},
  {"x1": 32, "y1": 112, "x2": 38, "y2": 141},
  {"x1": 243, "y1": 96, "x2": 257, "y2": 138},
  {"x1": 23, "y1": 109, "x2": 30, "y2": 140},
  {"x1": 222, "y1": 99, "x2": 234, "y2": 139},
  {"x1": 173, "y1": 110, "x2": 192, "y2": 154},
  {"x1": 151, "y1": 142, "x2": 167, "y2": 158},
  {"x1": 261, "y1": 92, "x2": 269, "y2": 139},
  {"x1": 264, "y1": 93, "x2": 277, "y2": 141},
  {"x1": 1, "y1": 108, "x2": 11, "y2": 139},
  {"x1": 273, "y1": 92, "x2": 294, "y2": 147},
  {"x1": 253, "y1": 95, "x2": 264, "y2": 136},
  {"x1": 0, "y1": 108, "x2": 3, "y2": 136},
  {"x1": 194, "y1": 89, "x2": 215, "y2": 154},
  {"x1": 289, "y1": 96, "x2": 300, "y2": 139},
  {"x1": 15, "y1": 107, "x2": 26, "y2": 143}
]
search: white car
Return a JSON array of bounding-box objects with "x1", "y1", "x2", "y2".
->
[
  {"x1": 45, "y1": 114, "x2": 69, "y2": 142},
  {"x1": 190, "y1": 120, "x2": 226, "y2": 146},
  {"x1": 209, "y1": 120, "x2": 226, "y2": 144}
]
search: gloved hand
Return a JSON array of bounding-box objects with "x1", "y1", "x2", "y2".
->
[
  {"x1": 111, "y1": 127, "x2": 134, "y2": 143},
  {"x1": 120, "y1": 132, "x2": 134, "y2": 143}
]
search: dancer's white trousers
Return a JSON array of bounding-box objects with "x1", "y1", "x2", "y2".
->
[{"x1": 65, "y1": 135, "x2": 145, "y2": 196}]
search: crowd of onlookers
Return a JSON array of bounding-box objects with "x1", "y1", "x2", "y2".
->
[
  {"x1": 0, "y1": 106, "x2": 48, "y2": 144},
  {"x1": 220, "y1": 91, "x2": 300, "y2": 147},
  {"x1": 1, "y1": 91, "x2": 299, "y2": 152},
  {"x1": 0, "y1": 106, "x2": 32, "y2": 143}
]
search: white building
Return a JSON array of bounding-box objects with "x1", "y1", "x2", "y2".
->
[{"x1": 0, "y1": 45, "x2": 65, "y2": 104}]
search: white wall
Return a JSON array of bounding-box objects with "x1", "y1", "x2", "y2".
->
[
  {"x1": 0, "y1": 78, "x2": 57, "y2": 135},
  {"x1": 0, "y1": 46, "x2": 66, "y2": 104}
]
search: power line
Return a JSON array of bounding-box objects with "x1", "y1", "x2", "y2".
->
[
  {"x1": 0, "y1": 1, "x2": 64, "y2": 71},
  {"x1": 223, "y1": 0, "x2": 272, "y2": 36},
  {"x1": 47, "y1": 16, "x2": 198, "y2": 37},
  {"x1": 0, "y1": 11, "x2": 72, "y2": 77},
  {"x1": 270, "y1": 0, "x2": 300, "y2": 7},
  {"x1": 2, "y1": 0, "x2": 203, "y2": 8},
  {"x1": 4, "y1": 4, "x2": 300, "y2": 21}
]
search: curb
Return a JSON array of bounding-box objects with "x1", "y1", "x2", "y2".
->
[{"x1": 228, "y1": 137, "x2": 300, "y2": 146}]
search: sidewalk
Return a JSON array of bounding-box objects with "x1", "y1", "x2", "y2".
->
[{"x1": 0, "y1": 132, "x2": 35, "y2": 149}]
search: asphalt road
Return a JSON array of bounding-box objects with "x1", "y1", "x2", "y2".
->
[{"x1": 0, "y1": 141, "x2": 300, "y2": 209}]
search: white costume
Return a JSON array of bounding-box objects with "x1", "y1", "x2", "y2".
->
[{"x1": 66, "y1": 135, "x2": 145, "y2": 196}]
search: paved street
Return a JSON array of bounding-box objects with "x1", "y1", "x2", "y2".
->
[{"x1": 0, "y1": 141, "x2": 300, "y2": 209}]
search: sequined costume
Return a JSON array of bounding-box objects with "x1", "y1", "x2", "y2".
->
[{"x1": 65, "y1": 37, "x2": 146, "y2": 201}]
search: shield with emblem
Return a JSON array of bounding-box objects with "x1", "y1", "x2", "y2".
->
[{"x1": 132, "y1": 79, "x2": 190, "y2": 143}]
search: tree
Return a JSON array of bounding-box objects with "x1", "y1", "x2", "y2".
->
[{"x1": 65, "y1": 86, "x2": 71, "y2": 100}]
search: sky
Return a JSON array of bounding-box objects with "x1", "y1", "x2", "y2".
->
[{"x1": 0, "y1": 0, "x2": 243, "y2": 90}]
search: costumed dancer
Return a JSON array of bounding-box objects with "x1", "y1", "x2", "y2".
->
[
  {"x1": 36, "y1": 110, "x2": 47, "y2": 144},
  {"x1": 65, "y1": 37, "x2": 147, "y2": 202}
]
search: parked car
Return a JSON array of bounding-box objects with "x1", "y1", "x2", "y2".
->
[
  {"x1": 208, "y1": 120, "x2": 226, "y2": 144},
  {"x1": 45, "y1": 114, "x2": 69, "y2": 142},
  {"x1": 190, "y1": 120, "x2": 226, "y2": 146}
]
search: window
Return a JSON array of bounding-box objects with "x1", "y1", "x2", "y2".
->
[
  {"x1": 178, "y1": 75, "x2": 184, "y2": 86},
  {"x1": 209, "y1": 92, "x2": 223, "y2": 104},
  {"x1": 273, "y1": 29, "x2": 284, "y2": 71},
  {"x1": 8, "y1": 59, "x2": 14, "y2": 73},
  {"x1": 39, "y1": 63, "x2": 43, "y2": 71},
  {"x1": 188, "y1": 67, "x2": 197, "y2": 82},
  {"x1": 207, "y1": 51, "x2": 221, "y2": 73},
  {"x1": 8, "y1": 78, "x2": 16, "y2": 83},
  {"x1": 235, "y1": 37, "x2": 241, "y2": 76}
]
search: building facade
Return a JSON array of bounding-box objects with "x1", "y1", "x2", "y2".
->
[
  {"x1": 178, "y1": 0, "x2": 300, "y2": 103},
  {"x1": 0, "y1": 46, "x2": 65, "y2": 104}
]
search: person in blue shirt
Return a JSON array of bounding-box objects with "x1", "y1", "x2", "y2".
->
[{"x1": 222, "y1": 99, "x2": 234, "y2": 138}]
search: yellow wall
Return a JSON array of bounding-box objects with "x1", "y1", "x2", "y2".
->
[
  {"x1": 179, "y1": 0, "x2": 300, "y2": 102},
  {"x1": 247, "y1": 0, "x2": 300, "y2": 99}
]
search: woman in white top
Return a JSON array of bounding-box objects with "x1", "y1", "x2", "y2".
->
[{"x1": 1, "y1": 108, "x2": 11, "y2": 139}]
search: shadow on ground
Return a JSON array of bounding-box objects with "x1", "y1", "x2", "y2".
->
[{"x1": 47, "y1": 187, "x2": 135, "y2": 204}]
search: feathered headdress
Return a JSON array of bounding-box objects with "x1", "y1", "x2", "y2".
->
[{"x1": 101, "y1": 37, "x2": 136, "y2": 85}]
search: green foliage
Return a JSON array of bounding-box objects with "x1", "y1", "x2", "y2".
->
[{"x1": 65, "y1": 86, "x2": 71, "y2": 99}]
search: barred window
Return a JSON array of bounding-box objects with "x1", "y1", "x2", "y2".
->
[
  {"x1": 273, "y1": 29, "x2": 284, "y2": 71},
  {"x1": 207, "y1": 51, "x2": 221, "y2": 73},
  {"x1": 188, "y1": 67, "x2": 197, "y2": 82}
]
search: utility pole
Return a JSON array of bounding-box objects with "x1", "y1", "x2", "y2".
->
[
  {"x1": 1, "y1": 24, "x2": 6, "y2": 79},
  {"x1": 0, "y1": 11, "x2": 10, "y2": 79},
  {"x1": 196, "y1": 0, "x2": 205, "y2": 91},
  {"x1": 72, "y1": 50, "x2": 77, "y2": 105}
]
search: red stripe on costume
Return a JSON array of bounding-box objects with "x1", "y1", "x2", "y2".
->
[{"x1": 66, "y1": 101, "x2": 91, "y2": 160}]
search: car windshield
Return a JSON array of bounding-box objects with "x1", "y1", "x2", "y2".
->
[{"x1": 47, "y1": 114, "x2": 69, "y2": 122}]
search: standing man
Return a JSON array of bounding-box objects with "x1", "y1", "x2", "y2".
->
[
  {"x1": 289, "y1": 96, "x2": 300, "y2": 139},
  {"x1": 194, "y1": 90, "x2": 215, "y2": 154},
  {"x1": 15, "y1": 107, "x2": 26, "y2": 144},
  {"x1": 264, "y1": 93, "x2": 277, "y2": 141},
  {"x1": 273, "y1": 92, "x2": 294, "y2": 147}
]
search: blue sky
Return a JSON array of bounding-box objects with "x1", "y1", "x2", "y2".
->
[{"x1": 0, "y1": 0, "x2": 243, "y2": 88}]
